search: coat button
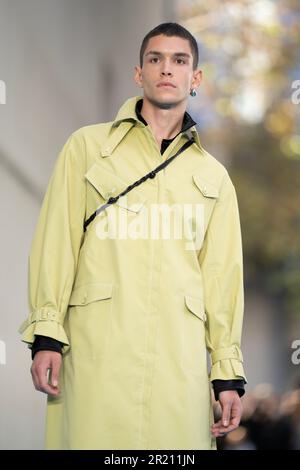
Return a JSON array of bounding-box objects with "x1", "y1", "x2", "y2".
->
[
  {"x1": 81, "y1": 293, "x2": 87, "y2": 304},
  {"x1": 105, "y1": 187, "x2": 117, "y2": 199}
]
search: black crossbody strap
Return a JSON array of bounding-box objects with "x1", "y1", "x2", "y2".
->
[{"x1": 83, "y1": 136, "x2": 195, "y2": 232}]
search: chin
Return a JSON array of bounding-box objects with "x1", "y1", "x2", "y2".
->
[{"x1": 148, "y1": 94, "x2": 179, "y2": 110}]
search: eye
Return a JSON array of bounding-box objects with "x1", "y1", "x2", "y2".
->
[
  {"x1": 176, "y1": 59, "x2": 185, "y2": 64},
  {"x1": 150, "y1": 57, "x2": 159, "y2": 63}
]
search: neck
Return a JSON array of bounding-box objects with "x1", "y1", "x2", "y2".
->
[{"x1": 140, "y1": 95, "x2": 186, "y2": 142}]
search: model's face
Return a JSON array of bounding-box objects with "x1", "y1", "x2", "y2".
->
[{"x1": 134, "y1": 34, "x2": 202, "y2": 109}]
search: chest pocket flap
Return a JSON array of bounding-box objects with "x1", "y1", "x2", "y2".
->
[
  {"x1": 192, "y1": 173, "x2": 219, "y2": 199},
  {"x1": 85, "y1": 162, "x2": 146, "y2": 213}
]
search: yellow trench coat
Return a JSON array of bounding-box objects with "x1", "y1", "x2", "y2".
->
[{"x1": 19, "y1": 95, "x2": 246, "y2": 450}]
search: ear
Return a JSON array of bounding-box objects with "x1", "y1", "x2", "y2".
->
[
  {"x1": 134, "y1": 66, "x2": 143, "y2": 88},
  {"x1": 191, "y1": 68, "x2": 203, "y2": 91}
]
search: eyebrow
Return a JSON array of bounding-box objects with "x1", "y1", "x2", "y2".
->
[{"x1": 145, "y1": 51, "x2": 191, "y2": 59}]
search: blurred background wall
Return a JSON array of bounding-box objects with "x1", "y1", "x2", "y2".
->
[
  {"x1": 0, "y1": 0, "x2": 176, "y2": 450},
  {"x1": 0, "y1": 0, "x2": 299, "y2": 449},
  {"x1": 179, "y1": 0, "x2": 300, "y2": 389}
]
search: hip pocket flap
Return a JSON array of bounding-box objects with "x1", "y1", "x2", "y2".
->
[
  {"x1": 184, "y1": 294, "x2": 207, "y2": 321},
  {"x1": 69, "y1": 282, "x2": 113, "y2": 306}
]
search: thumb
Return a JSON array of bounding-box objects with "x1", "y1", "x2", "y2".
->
[
  {"x1": 221, "y1": 401, "x2": 231, "y2": 427},
  {"x1": 50, "y1": 357, "x2": 61, "y2": 387}
]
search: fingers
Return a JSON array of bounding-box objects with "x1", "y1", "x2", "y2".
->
[
  {"x1": 30, "y1": 351, "x2": 62, "y2": 396},
  {"x1": 221, "y1": 400, "x2": 231, "y2": 427},
  {"x1": 211, "y1": 390, "x2": 243, "y2": 438},
  {"x1": 230, "y1": 410, "x2": 242, "y2": 428},
  {"x1": 50, "y1": 356, "x2": 61, "y2": 388},
  {"x1": 211, "y1": 419, "x2": 238, "y2": 437}
]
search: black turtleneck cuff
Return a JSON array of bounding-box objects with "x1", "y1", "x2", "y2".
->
[
  {"x1": 31, "y1": 335, "x2": 63, "y2": 360},
  {"x1": 212, "y1": 379, "x2": 245, "y2": 401}
]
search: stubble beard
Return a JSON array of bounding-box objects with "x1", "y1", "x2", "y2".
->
[{"x1": 147, "y1": 94, "x2": 181, "y2": 110}]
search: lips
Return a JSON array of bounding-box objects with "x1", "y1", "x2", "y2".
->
[{"x1": 157, "y1": 82, "x2": 176, "y2": 88}]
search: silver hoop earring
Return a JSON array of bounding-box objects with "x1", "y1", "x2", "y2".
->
[{"x1": 190, "y1": 89, "x2": 197, "y2": 97}]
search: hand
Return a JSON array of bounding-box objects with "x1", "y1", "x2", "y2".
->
[
  {"x1": 30, "y1": 350, "x2": 62, "y2": 396},
  {"x1": 211, "y1": 390, "x2": 243, "y2": 438}
]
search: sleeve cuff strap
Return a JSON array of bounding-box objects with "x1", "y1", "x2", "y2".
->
[
  {"x1": 18, "y1": 309, "x2": 70, "y2": 353},
  {"x1": 211, "y1": 345, "x2": 243, "y2": 363},
  {"x1": 19, "y1": 308, "x2": 62, "y2": 329},
  {"x1": 210, "y1": 346, "x2": 247, "y2": 383}
]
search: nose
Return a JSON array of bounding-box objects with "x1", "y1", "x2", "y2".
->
[
  {"x1": 161, "y1": 70, "x2": 172, "y2": 76},
  {"x1": 160, "y1": 59, "x2": 173, "y2": 77}
]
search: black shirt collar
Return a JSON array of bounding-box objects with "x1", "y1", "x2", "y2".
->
[{"x1": 135, "y1": 98, "x2": 197, "y2": 142}]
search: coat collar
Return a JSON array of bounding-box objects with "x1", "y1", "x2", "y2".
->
[
  {"x1": 100, "y1": 95, "x2": 203, "y2": 157},
  {"x1": 135, "y1": 97, "x2": 197, "y2": 143}
]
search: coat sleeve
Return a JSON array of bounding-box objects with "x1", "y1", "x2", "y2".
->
[
  {"x1": 18, "y1": 130, "x2": 86, "y2": 354},
  {"x1": 198, "y1": 170, "x2": 247, "y2": 383}
]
